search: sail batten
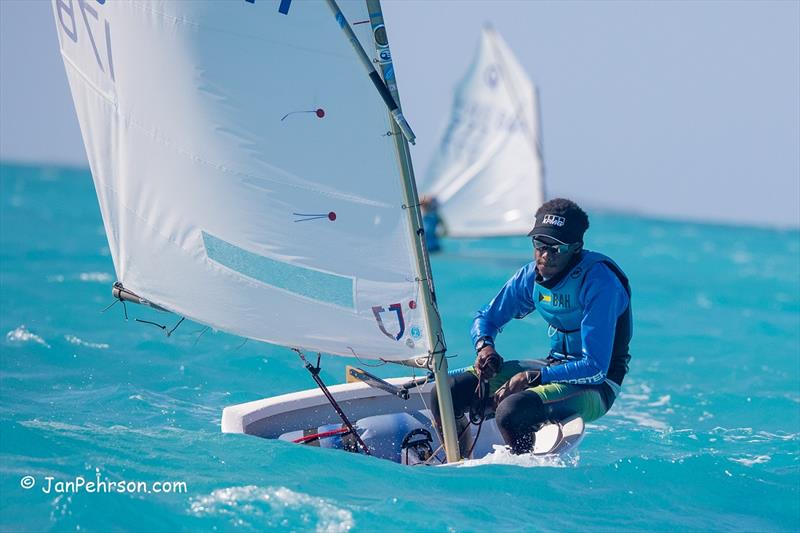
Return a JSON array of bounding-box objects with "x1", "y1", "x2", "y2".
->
[{"x1": 53, "y1": 0, "x2": 430, "y2": 361}]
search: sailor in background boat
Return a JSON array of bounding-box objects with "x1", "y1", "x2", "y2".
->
[
  {"x1": 432, "y1": 198, "x2": 632, "y2": 455},
  {"x1": 420, "y1": 195, "x2": 447, "y2": 253}
]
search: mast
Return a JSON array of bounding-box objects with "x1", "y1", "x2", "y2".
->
[
  {"x1": 322, "y1": 0, "x2": 415, "y2": 145},
  {"x1": 353, "y1": 0, "x2": 461, "y2": 463}
]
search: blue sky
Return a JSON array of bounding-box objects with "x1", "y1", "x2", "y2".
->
[{"x1": 2, "y1": 0, "x2": 798, "y2": 227}]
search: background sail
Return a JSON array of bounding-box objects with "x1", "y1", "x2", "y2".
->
[
  {"x1": 51, "y1": 0, "x2": 429, "y2": 361},
  {"x1": 424, "y1": 27, "x2": 545, "y2": 238}
]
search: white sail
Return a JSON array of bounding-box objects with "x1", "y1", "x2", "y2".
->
[
  {"x1": 424, "y1": 26, "x2": 545, "y2": 238},
  {"x1": 52, "y1": 0, "x2": 430, "y2": 361}
]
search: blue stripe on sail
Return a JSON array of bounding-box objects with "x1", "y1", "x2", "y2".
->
[{"x1": 202, "y1": 231, "x2": 354, "y2": 309}]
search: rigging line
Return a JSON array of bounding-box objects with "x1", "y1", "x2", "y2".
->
[
  {"x1": 134, "y1": 316, "x2": 185, "y2": 337},
  {"x1": 166, "y1": 317, "x2": 185, "y2": 337},
  {"x1": 424, "y1": 393, "x2": 484, "y2": 465},
  {"x1": 135, "y1": 318, "x2": 167, "y2": 332},
  {"x1": 421, "y1": 353, "x2": 434, "y2": 372},
  {"x1": 281, "y1": 108, "x2": 325, "y2": 121},
  {"x1": 408, "y1": 364, "x2": 441, "y2": 465},
  {"x1": 100, "y1": 299, "x2": 119, "y2": 313},
  {"x1": 192, "y1": 326, "x2": 210, "y2": 348},
  {"x1": 235, "y1": 338, "x2": 249, "y2": 351},
  {"x1": 433, "y1": 334, "x2": 449, "y2": 373},
  {"x1": 293, "y1": 211, "x2": 336, "y2": 223},
  {"x1": 408, "y1": 368, "x2": 444, "y2": 464},
  {"x1": 416, "y1": 229, "x2": 439, "y2": 308},
  {"x1": 348, "y1": 346, "x2": 385, "y2": 368},
  {"x1": 466, "y1": 380, "x2": 490, "y2": 458},
  {"x1": 408, "y1": 367, "x2": 467, "y2": 466},
  {"x1": 292, "y1": 348, "x2": 371, "y2": 455},
  {"x1": 466, "y1": 419, "x2": 485, "y2": 459},
  {"x1": 424, "y1": 443, "x2": 445, "y2": 465},
  {"x1": 424, "y1": 422, "x2": 473, "y2": 466},
  {"x1": 426, "y1": 337, "x2": 449, "y2": 371}
]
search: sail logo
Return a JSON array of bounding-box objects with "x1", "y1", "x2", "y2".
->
[
  {"x1": 372, "y1": 304, "x2": 405, "y2": 341},
  {"x1": 542, "y1": 215, "x2": 565, "y2": 226}
]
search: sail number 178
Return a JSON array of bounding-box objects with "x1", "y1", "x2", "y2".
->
[{"x1": 56, "y1": 0, "x2": 115, "y2": 82}]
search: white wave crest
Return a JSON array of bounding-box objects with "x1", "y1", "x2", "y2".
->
[
  {"x1": 711, "y1": 427, "x2": 799, "y2": 443},
  {"x1": 6, "y1": 325, "x2": 50, "y2": 348},
  {"x1": 607, "y1": 381, "x2": 671, "y2": 432},
  {"x1": 647, "y1": 395, "x2": 671, "y2": 407},
  {"x1": 729, "y1": 454, "x2": 771, "y2": 467},
  {"x1": 612, "y1": 409, "x2": 670, "y2": 431},
  {"x1": 731, "y1": 251, "x2": 751, "y2": 264},
  {"x1": 695, "y1": 293, "x2": 712, "y2": 309},
  {"x1": 457, "y1": 444, "x2": 577, "y2": 468},
  {"x1": 65, "y1": 335, "x2": 109, "y2": 349},
  {"x1": 79, "y1": 272, "x2": 113, "y2": 283},
  {"x1": 189, "y1": 485, "x2": 354, "y2": 533}
]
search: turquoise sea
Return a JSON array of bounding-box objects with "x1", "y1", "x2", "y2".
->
[{"x1": 1, "y1": 162, "x2": 798, "y2": 532}]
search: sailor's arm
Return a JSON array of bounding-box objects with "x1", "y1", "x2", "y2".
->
[
  {"x1": 540, "y1": 263, "x2": 629, "y2": 385},
  {"x1": 470, "y1": 262, "x2": 537, "y2": 348}
]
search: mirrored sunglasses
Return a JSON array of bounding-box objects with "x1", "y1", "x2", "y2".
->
[{"x1": 532, "y1": 238, "x2": 579, "y2": 255}]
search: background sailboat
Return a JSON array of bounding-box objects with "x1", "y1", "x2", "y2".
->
[{"x1": 424, "y1": 26, "x2": 546, "y2": 238}]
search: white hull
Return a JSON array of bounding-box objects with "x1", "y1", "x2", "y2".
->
[
  {"x1": 222, "y1": 377, "x2": 434, "y2": 438},
  {"x1": 222, "y1": 377, "x2": 584, "y2": 464}
]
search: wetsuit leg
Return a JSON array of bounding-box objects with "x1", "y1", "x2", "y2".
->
[
  {"x1": 495, "y1": 383, "x2": 609, "y2": 454},
  {"x1": 430, "y1": 371, "x2": 479, "y2": 423},
  {"x1": 494, "y1": 390, "x2": 544, "y2": 454}
]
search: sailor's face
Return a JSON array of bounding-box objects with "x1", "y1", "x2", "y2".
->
[{"x1": 534, "y1": 237, "x2": 578, "y2": 278}]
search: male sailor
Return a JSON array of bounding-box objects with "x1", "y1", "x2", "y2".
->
[
  {"x1": 420, "y1": 195, "x2": 446, "y2": 253},
  {"x1": 432, "y1": 198, "x2": 632, "y2": 455}
]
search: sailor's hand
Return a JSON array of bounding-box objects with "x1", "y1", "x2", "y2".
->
[
  {"x1": 493, "y1": 370, "x2": 541, "y2": 408},
  {"x1": 474, "y1": 346, "x2": 503, "y2": 381}
]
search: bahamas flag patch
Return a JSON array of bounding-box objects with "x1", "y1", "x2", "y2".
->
[{"x1": 538, "y1": 293, "x2": 552, "y2": 303}]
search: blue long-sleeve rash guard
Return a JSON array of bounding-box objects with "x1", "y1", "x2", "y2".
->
[{"x1": 470, "y1": 261, "x2": 629, "y2": 385}]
